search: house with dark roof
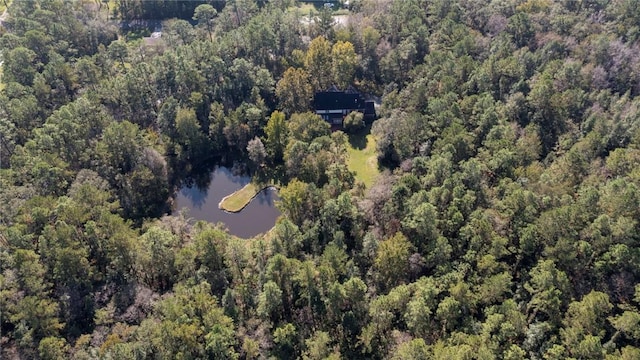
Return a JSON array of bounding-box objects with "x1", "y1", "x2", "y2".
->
[{"x1": 313, "y1": 86, "x2": 376, "y2": 126}]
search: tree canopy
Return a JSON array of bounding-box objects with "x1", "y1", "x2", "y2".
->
[{"x1": 1, "y1": 0, "x2": 640, "y2": 358}]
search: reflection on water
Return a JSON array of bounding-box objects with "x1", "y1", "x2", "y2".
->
[{"x1": 175, "y1": 167, "x2": 281, "y2": 238}]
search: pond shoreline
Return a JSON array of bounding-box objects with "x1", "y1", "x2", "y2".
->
[{"x1": 174, "y1": 167, "x2": 281, "y2": 238}]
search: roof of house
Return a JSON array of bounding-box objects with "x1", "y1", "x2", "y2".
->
[
  {"x1": 314, "y1": 91, "x2": 365, "y2": 111},
  {"x1": 364, "y1": 101, "x2": 375, "y2": 115},
  {"x1": 313, "y1": 87, "x2": 376, "y2": 118}
]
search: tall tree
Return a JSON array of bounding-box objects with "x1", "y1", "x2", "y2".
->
[
  {"x1": 264, "y1": 110, "x2": 289, "y2": 163},
  {"x1": 305, "y1": 36, "x2": 333, "y2": 92},
  {"x1": 276, "y1": 67, "x2": 313, "y2": 115},
  {"x1": 331, "y1": 41, "x2": 358, "y2": 89},
  {"x1": 193, "y1": 4, "x2": 217, "y2": 42},
  {"x1": 374, "y1": 233, "x2": 413, "y2": 292}
]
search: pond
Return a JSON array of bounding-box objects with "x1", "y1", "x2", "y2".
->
[{"x1": 174, "y1": 167, "x2": 281, "y2": 238}]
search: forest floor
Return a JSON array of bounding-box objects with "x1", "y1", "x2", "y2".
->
[{"x1": 347, "y1": 124, "x2": 380, "y2": 188}]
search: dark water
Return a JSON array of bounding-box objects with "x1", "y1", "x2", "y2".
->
[{"x1": 175, "y1": 167, "x2": 281, "y2": 238}]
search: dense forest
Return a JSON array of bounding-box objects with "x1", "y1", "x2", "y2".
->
[{"x1": 1, "y1": 0, "x2": 640, "y2": 358}]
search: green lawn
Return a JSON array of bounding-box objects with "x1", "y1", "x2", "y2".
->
[
  {"x1": 346, "y1": 125, "x2": 380, "y2": 189},
  {"x1": 219, "y1": 182, "x2": 260, "y2": 213},
  {"x1": 288, "y1": 3, "x2": 317, "y2": 16},
  {"x1": 218, "y1": 164, "x2": 286, "y2": 214}
]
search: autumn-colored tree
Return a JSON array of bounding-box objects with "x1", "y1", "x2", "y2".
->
[
  {"x1": 276, "y1": 67, "x2": 313, "y2": 115},
  {"x1": 264, "y1": 111, "x2": 289, "y2": 163},
  {"x1": 305, "y1": 36, "x2": 333, "y2": 92},
  {"x1": 374, "y1": 232, "x2": 413, "y2": 292},
  {"x1": 331, "y1": 41, "x2": 358, "y2": 89}
]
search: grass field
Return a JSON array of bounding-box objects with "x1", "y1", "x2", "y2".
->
[
  {"x1": 290, "y1": 3, "x2": 318, "y2": 15},
  {"x1": 346, "y1": 125, "x2": 380, "y2": 189},
  {"x1": 219, "y1": 182, "x2": 260, "y2": 213},
  {"x1": 219, "y1": 167, "x2": 285, "y2": 213}
]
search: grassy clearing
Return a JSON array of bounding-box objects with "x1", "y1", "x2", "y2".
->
[
  {"x1": 346, "y1": 125, "x2": 380, "y2": 189},
  {"x1": 219, "y1": 182, "x2": 260, "y2": 213},
  {"x1": 289, "y1": 3, "x2": 317, "y2": 15},
  {"x1": 219, "y1": 174, "x2": 282, "y2": 213}
]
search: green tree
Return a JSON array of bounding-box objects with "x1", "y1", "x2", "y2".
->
[
  {"x1": 107, "y1": 40, "x2": 128, "y2": 69},
  {"x1": 163, "y1": 19, "x2": 195, "y2": 46},
  {"x1": 148, "y1": 282, "x2": 237, "y2": 359},
  {"x1": 507, "y1": 12, "x2": 534, "y2": 48},
  {"x1": 380, "y1": 37, "x2": 417, "y2": 84},
  {"x1": 525, "y1": 260, "x2": 570, "y2": 325},
  {"x1": 97, "y1": 120, "x2": 141, "y2": 179},
  {"x1": 276, "y1": 67, "x2": 313, "y2": 115},
  {"x1": 3, "y1": 47, "x2": 38, "y2": 85},
  {"x1": 561, "y1": 291, "x2": 612, "y2": 359},
  {"x1": 303, "y1": 331, "x2": 339, "y2": 360},
  {"x1": 295, "y1": 260, "x2": 323, "y2": 318},
  {"x1": 136, "y1": 226, "x2": 180, "y2": 292},
  {"x1": 39, "y1": 336, "x2": 70, "y2": 360},
  {"x1": 257, "y1": 281, "x2": 283, "y2": 323},
  {"x1": 392, "y1": 338, "x2": 430, "y2": 360},
  {"x1": 9, "y1": 250, "x2": 63, "y2": 348},
  {"x1": 264, "y1": 111, "x2": 289, "y2": 163},
  {"x1": 331, "y1": 41, "x2": 358, "y2": 89},
  {"x1": 374, "y1": 233, "x2": 413, "y2": 292},
  {"x1": 265, "y1": 254, "x2": 299, "y2": 316},
  {"x1": 193, "y1": 4, "x2": 217, "y2": 42},
  {"x1": 273, "y1": 323, "x2": 298, "y2": 359},
  {"x1": 343, "y1": 111, "x2": 364, "y2": 133},
  {"x1": 175, "y1": 107, "x2": 209, "y2": 162},
  {"x1": 609, "y1": 311, "x2": 640, "y2": 345},
  {"x1": 305, "y1": 36, "x2": 332, "y2": 92},
  {"x1": 287, "y1": 112, "x2": 331, "y2": 143},
  {"x1": 272, "y1": 218, "x2": 302, "y2": 257},
  {"x1": 313, "y1": 5, "x2": 335, "y2": 39}
]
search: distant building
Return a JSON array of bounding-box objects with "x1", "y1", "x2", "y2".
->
[
  {"x1": 142, "y1": 31, "x2": 162, "y2": 47},
  {"x1": 313, "y1": 86, "x2": 376, "y2": 126}
]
